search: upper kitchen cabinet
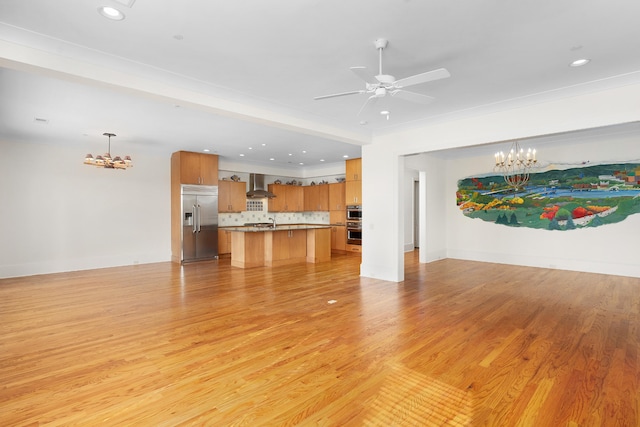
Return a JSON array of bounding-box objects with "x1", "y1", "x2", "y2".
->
[
  {"x1": 171, "y1": 151, "x2": 218, "y2": 185},
  {"x1": 268, "y1": 184, "x2": 304, "y2": 212},
  {"x1": 328, "y1": 182, "x2": 346, "y2": 211},
  {"x1": 303, "y1": 184, "x2": 329, "y2": 211},
  {"x1": 345, "y1": 158, "x2": 362, "y2": 205},
  {"x1": 346, "y1": 181, "x2": 362, "y2": 205},
  {"x1": 219, "y1": 180, "x2": 246, "y2": 213},
  {"x1": 345, "y1": 158, "x2": 362, "y2": 181}
]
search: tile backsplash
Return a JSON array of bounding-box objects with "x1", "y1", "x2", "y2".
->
[{"x1": 219, "y1": 210, "x2": 330, "y2": 226}]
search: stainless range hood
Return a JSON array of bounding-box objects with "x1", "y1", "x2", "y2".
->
[{"x1": 246, "y1": 173, "x2": 276, "y2": 199}]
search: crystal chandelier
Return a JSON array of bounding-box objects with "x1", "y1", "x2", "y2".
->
[
  {"x1": 84, "y1": 133, "x2": 132, "y2": 169},
  {"x1": 494, "y1": 141, "x2": 537, "y2": 192}
]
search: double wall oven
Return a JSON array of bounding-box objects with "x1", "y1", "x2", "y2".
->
[{"x1": 346, "y1": 205, "x2": 362, "y2": 245}]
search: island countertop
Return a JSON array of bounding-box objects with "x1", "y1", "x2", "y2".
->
[
  {"x1": 223, "y1": 224, "x2": 331, "y2": 232},
  {"x1": 227, "y1": 225, "x2": 331, "y2": 268}
]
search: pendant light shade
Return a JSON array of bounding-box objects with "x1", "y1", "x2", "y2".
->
[{"x1": 84, "y1": 133, "x2": 132, "y2": 169}]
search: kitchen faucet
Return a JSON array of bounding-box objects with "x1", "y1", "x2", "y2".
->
[{"x1": 268, "y1": 216, "x2": 276, "y2": 228}]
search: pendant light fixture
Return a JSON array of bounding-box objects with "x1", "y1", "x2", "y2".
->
[{"x1": 84, "y1": 133, "x2": 132, "y2": 169}]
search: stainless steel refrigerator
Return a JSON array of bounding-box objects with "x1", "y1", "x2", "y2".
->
[{"x1": 181, "y1": 185, "x2": 218, "y2": 262}]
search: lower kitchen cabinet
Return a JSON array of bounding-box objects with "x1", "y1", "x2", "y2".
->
[
  {"x1": 331, "y1": 225, "x2": 346, "y2": 252},
  {"x1": 218, "y1": 229, "x2": 232, "y2": 255},
  {"x1": 346, "y1": 244, "x2": 362, "y2": 254},
  {"x1": 266, "y1": 229, "x2": 306, "y2": 265}
]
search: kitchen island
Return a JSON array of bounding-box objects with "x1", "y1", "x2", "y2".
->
[{"x1": 226, "y1": 225, "x2": 332, "y2": 268}]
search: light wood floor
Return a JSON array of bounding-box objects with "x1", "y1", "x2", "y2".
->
[{"x1": 1, "y1": 252, "x2": 639, "y2": 426}]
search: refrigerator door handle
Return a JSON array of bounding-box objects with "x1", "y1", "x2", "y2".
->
[
  {"x1": 197, "y1": 204, "x2": 202, "y2": 233},
  {"x1": 192, "y1": 204, "x2": 197, "y2": 234}
]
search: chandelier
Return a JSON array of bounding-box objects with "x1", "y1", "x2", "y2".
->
[
  {"x1": 84, "y1": 133, "x2": 132, "y2": 169},
  {"x1": 494, "y1": 141, "x2": 537, "y2": 192}
]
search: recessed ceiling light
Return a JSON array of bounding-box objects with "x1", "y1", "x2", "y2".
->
[
  {"x1": 299, "y1": 162, "x2": 304, "y2": 165},
  {"x1": 248, "y1": 147, "x2": 253, "y2": 150},
  {"x1": 269, "y1": 158, "x2": 275, "y2": 161},
  {"x1": 570, "y1": 58, "x2": 590, "y2": 67},
  {"x1": 320, "y1": 159, "x2": 325, "y2": 162},
  {"x1": 203, "y1": 149, "x2": 210, "y2": 152},
  {"x1": 98, "y1": 6, "x2": 125, "y2": 20},
  {"x1": 343, "y1": 155, "x2": 349, "y2": 158},
  {"x1": 302, "y1": 150, "x2": 307, "y2": 154},
  {"x1": 239, "y1": 154, "x2": 245, "y2": 157},
  {"x1": 288, "y1": 153, "x2": 293, "y2": 156},
  {"x1": 261, "y1": 143, "x2": 266, "y2": 146},
  {"x1": 380, "y1": 110, "x2": 390, "y2": 115}
]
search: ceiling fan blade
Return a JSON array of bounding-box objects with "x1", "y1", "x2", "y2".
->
[
  {"x1": 357, "y1": 95, "x2": 378, "y2": 116},
  {"x1": 350, "y1": 66, "x2": 377, "y2": 83},
  {"x1": 393, "y1": 68, "x2": 450, "y2": 88},
  {"x1": 314, "y1": 90, "x2": 365, "y2": 100},
  {"x1": 391, "y1": 90, "x2": 435, "y2": 105}
]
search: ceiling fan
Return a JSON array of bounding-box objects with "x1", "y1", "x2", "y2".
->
[{"x1": 314, "y1": 38, "x2": 450, "y2": 116}]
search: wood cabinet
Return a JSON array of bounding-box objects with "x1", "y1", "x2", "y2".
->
[
  {"x1": 343, "y1": 159, "x2": 362, "y2": 254},
  {"x1": 329, "y1": 202, "x2": 346, "y2": 253},
  {"x1": 346, "y1": 243, "x2": 362, "y2": 253},
  {"x1": 268, "y1": 184, "x2": 304, "y2": 212},
  {"x1": 345, "y1": 157, "x2": 362, "y2": 181},
  {"x1": 230, "y1": 232, "x2": 265, "y2": 268},
  {"x1": 303, "y1": 185, "x2": 329, "y2": 211},
  {"x1": 265, "y1": 229, "x2": 307, "y2": 266},
  {"x1": 345, "y1": 158, "x2": 362, "y2": 205},
  {"x1": 330, "y1": 210, "x2": 346, "y2": 227},
  {"x1": 218, "y1": 229, "x2": 232, "y2": 255},
  {"x1": 218, "y1": 180, "x2": 246, "y2": 213},
  {"x1": 171, "y1": 151, "x2": 218, "y2": 185},
  {"x1": 328, "y1": 182, "x2": 346, "y2": 211},
  {"x1": 307, "y1": 228, "x2": 331, "y2": 263},
  {"x1": 331, "y1": 225, "x2": 347, "y2": 252},
  {"x1": 345, "y1": 181, "x2": 362, "y2": 205}
]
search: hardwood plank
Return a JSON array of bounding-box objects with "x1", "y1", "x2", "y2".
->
[{"x1": 1, "y1": 252, "x2": 640, "y2": 425}]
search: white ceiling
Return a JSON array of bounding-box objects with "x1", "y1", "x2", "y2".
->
[{"x1": 1, "y1": 0, "x2": 640, "y2": 170}]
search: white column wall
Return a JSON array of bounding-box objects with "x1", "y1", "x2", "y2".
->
[{"x1": 360, "y1": 146, "x2": 404, "y2": 282}]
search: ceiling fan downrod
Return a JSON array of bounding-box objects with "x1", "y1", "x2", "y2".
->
[{"x1": 375, "y1": 38, "x2": 388, "y2": 77}]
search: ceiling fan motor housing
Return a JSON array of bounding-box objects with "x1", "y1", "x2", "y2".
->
[{"x1": 375, "y1": 74, "x2": 395, "y2": 84}]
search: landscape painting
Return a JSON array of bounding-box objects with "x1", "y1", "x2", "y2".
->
[{"x1": 457, "y1": 163, "x2": 640, "y2": 230}]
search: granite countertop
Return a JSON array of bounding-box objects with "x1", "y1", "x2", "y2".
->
[{"x1": 223, "y1": 224, "x2": 331, "y2": 232}]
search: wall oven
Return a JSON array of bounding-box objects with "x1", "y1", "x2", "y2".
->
[
  {"x1": 346, "y1": 221, "x2": 362, "y2": 245},
  {"x1": 346, "y1": 205, "x2": 362, "y2": 221}
]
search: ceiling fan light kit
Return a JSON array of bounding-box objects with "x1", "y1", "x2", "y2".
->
[{"x1": 314, "y1": 38, "x2": 450, "y2": 117}]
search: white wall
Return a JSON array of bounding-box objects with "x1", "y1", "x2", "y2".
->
[
  {"x1": 362, "y1": 82, "x2": 640, "y2": 282},
  {"x1": 0, "y1": 138, "x2": 171, "y2": 278},
  {"x1": 0, "y1": 138, "x2": 349, "y2": 278}
]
